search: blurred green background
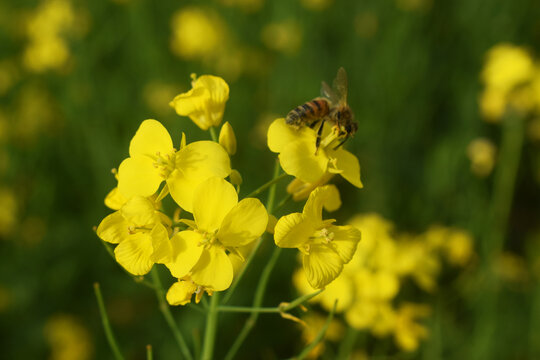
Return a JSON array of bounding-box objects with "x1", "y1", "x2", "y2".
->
[{"x1": 1, "y1": 0, "x2": 540, "y2": 359}]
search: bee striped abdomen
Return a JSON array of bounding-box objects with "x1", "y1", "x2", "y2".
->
[{"x1": 286, "y1": 98, "x2": 329, "y2": 128}]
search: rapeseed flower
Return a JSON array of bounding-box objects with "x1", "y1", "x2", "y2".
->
[
  {"x1": 97, "y1": 196, "x2": 170, "y2": 275},
  {"x1": 170, "y1": 74, "x2": 230, "y2": 130},
  {"x1": 117, "y1": 119, "x2": 231, "y2": 212},
  {"x1": 274, "y1": 185, "x2": 360, "y2": 289},
  {"x1": 268, "y1": 118, "x2": 362, "y2": 191},
  {"x1": 163, "y1": 177, "x2": 268, "y2": 294}
]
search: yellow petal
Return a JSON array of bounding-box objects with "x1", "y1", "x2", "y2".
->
[
  {"x1": 274, "y1": 213, "x2": 314, "y2": 248},
  {"x1": 97, "y1": 212, "x2": 129, "y2": 244},
  {"x1": 118, "y1": 157, "x2": 163, "y2": 198},
  {"x1": 279, "y1": 140, "x2": 328, "y2": 183},
  {"x1": 303, "y1": 244, "x2": 343, "y2": 289},
  {"x1": 267, "y1": 118, "x2": 314, "y2": 153},
  {"x1": 150, "y1": 223, "x2": 172, "y2": 264},
  {"x1": 114, "y1": 233, "x2": 154, "y2": 275},
  {"x1": 169, "y1": 141, "x2": 231, "y2": 212},
  {"x1": 219, "y1": 121, "x2": 237, "y2": 155},
  {"x1": 104, "y1": 187, "x2": 127, "y2": 210},
  {"x1": 120, "y1": 196, "x2": 156, "y2": 226},
  {"x1": 329, "y1": 225, "x2": 361, "y2": 264},
  {"x1": 129, "y1": 119, "x2": 173, "y2": 158},
  {"x1": 303, "y1": 185, "x2": 340, "y2": 222},
  {"x1": 191, "y1": 247, "x2": 233, "y2": 291},
  {"x1": 217, "y1": 198, "x2": 268, "y2": 247},
  {"x1": 166, "y1": 281, "x2": 198, "y2": 306},
  {"x1": 167, "y1": 231, "x2": 204, "y2": 278},
  {"x1": 193, "y1": 177, "x2": 237, "y2": 233},
  {"x1": 331, "y1": 149, "x2": 363, "y2": 188}
]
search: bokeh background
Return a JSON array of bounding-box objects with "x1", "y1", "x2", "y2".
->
[{"x1": 1, "y1": 0, "x2": 540, "y2": 359}]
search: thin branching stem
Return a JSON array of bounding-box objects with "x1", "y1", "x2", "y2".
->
[
  {"x1": 93, "y1": 283, "x2": 125, "y2": 360},
  {"x1": 150, "y1": 268, "x2": 193, "y2": 360},
  {"x1": 200, "y1": 292, "x2": 220, "y2": 360}
]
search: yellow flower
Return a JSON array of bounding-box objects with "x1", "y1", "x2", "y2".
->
[
  {"x1": 166, "y1": 276, "x2": 212, "y2": 306},
  {"x1": 467, "y1": 138, "x2": 496, "y2": 177},
  {"x1": 393, "y1": 303, "x2": 430, "y2": 352},
  {"x1": 261, "y1": 21, "x2": 302, "y2": 54},
  {"x1": 275, "y1": 185, "x2": 360, "y2": 289},
  {"x1": 170, "y1": 7, "x2": 225, "y2": 60},
  {"x1": 164, "y1": 177, "x2": 268, "y2": 292},
  {"x1": 97, "y1": 196, "x2": 171, "y2": 275},
  {"x1": 117, "y1": 119, "x2": 231, "y2": 212},
  {"x1": 481, "y1": 44, "x2": 534, "y2": 93},
  {"x1": 268, "y1": 118, "x2": 363, "y2": 189},
  {"x1": 44, "y1": 314, "x2": 93, "y2": 360},
  {"x1": 170, "y1": 74, "x2": 230, "y2": 130},
  {"x1": 219, "y1": 121, "x2": 237, "y2": 155}
]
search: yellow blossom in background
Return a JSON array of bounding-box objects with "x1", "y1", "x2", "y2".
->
[
  {"x1": 298, "y1": 313, "x2": 345, "y2": 359},
  {"x1": 300, "y1": 0, "x2": 334, "y2": 11},
  {"x1": 22, "y1": 0, "x2": 87, "y2": 73},
  {"x1": 0, "y1": 60, "x2": 19, "y2": 95},
  {"x1": 275, "y1": 185, "x2": 360, "y2": 289},
  {"x1": 170, "y1": 74, "x2": 230, "y2": 131},
  {"x1": 170, "y1": 7, "x2": 225, "y2": 60},
  {"x1": 482, "y1": 44, "x2": 534, "y2": 92},
  {"x1": 44, "y1": 314, "x2": 93, "y2": 360},
  {"x1": 261, "y1": 20, "x2": 302, "y2": 54},
  {"x1": 143, "y1": 81, "x2": 179, "y2": 117},
  {"x1": 393, "y1": 303, "x2": 431, "y2": 351},
  {"x1": 163, "y1": 177, "x2": 268, "y2": 295},
  {"x1": 0, "y1": 187, "x2": 17, "y2": 237},
  {"x1": 467, "y1": 138, "x2": 497, "y2": 177},
  {"x1": 354, "y1": 12, "x2": 379, "y2": 39},
  {"x1": 268, "y1": 118, "x2": 363, "y2": 190},
  {"x1": 117, "y1": 119, "x2": 231, "y2": 211}
]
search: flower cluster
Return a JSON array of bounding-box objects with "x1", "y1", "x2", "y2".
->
[
  {"x1": 294, "y1": 213, "x2": 474, "y2": 352},
  {"x1": 97, "y1": 75, "x2": 268, "y2": 305},
  {"x1": 480, "y1": 43, "x2": 540, "y2": 122}
]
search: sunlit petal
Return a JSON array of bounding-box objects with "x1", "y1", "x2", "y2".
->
[
  {"x1": 279, "y1": 140, "x2": 328, "y2": 183},
  {"x1": 217, "y1": 198, "x2": 268, "y2": 247},
  {"x1": 118, "y1": 157, "x2": 163, "y2": 198},
  {"x1": 167, "y1": 231, "x2": 204, "y2": 278},
  {"x1": 267, "y1": 118, "x2": 314, "y2": 153},
  {"x1": 114, "y1": 233, "x2": 154, "y2": 275},
  {"x1": 166, "y1": 281, "x2": 198, "y2": 306},
  {"x1": 191, "y1": 247, "x2": 233, "y2": 291},
  {"x1": 193, "y1": 177, "x2": 237, "y2": 232},
  {"x1": 274, "y1": 213, "x2": 314, "y2": 248},
  {"x1": 329, "y1": 225, "x2": 361, "y2": 264},
  {"x1": 129, "y1": 119, "x2": 173, "y2": 158},
  {"x1": 120, "y1": 196, "x2": 156, "y2": 226},
  {"x1": 97, "y1": 211, "x2": 129, "y2": 244},
  {"x1": 331, "y1": 149, "x2": 363, "y2": 188},
  {"x1": 303, "y1": 244, "x2": 343, "y2": 289}
]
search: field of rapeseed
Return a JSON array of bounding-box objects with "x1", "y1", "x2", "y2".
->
[{"x1": 1, "y1": 0, "x2": 540, "y2": 359}]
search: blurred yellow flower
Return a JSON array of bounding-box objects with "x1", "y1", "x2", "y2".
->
[
  {"x1": 467, "y1": 138, "x2": 497, "y2": 177},
  {"x1": 393, "y1": 303, "x2": 430, "y2": 351},
  {"x1": 275, "y1": 185, "x2": 360, "y2": 289},
  {"x1": 482, "y1": 44, "x2": 534, "y2": 92},
  {"x1": 170, "y1": 7, "x2": 225, "y2": 60},
  {"x1": 300, "y1": 0, "x2": 334, "y2": 11},
  {"x1": 165, "y1": 177, "x2": 268, "y2": 293},
  {"x1": 170, "y1": 74, "x2": 230, "y2": 131},
  {"x1": 0, "y1": 187, "x2": 17, "y2": 237},
  {"x1": 117, "y1": 119, "x2": 231, "y2": 211},
  {"x1": 44, "y1": 314, "x2": 93, "y2": 360},
  {"x1": 261, "y1": 20, "x2": 302, "y2": 54},
  {"x1": 268, "y1": 118, "x2": 363, "y2": 189}
]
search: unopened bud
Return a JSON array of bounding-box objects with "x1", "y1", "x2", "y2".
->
[
  {"x1": 229, "y1": 169, "x2": 243, "y2": 186},
  {"x1": 219, "y1": 121, "x2": 237, "y2": 155}
]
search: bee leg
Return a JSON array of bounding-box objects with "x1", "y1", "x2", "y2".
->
[
  {"x1": 315, "y1": 118, "x2": 326, "y2": 154},
  {"x1": 332, "y1": 136, "x2": 349, "y2": 150}
]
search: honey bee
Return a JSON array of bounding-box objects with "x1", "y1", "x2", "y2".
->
[{"x1": 286, "y1": 67, "x2": 357, "y2": 150}]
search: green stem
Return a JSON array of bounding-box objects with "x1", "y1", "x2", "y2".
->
[
  {"x1": 209, "y1": 126, "x2": 218, "y2": 142},
  {"x1": 484, "y1": 113, "x2": 525, "y2": 262},
  {"x1": 294, "y1": 301, "x2": 338, "y2": 360},
  {"x1": 146, "y1": 345, "x2": 153, "y2": 360},
  {"x1": 336, "y1": 327, "x2": 359, "y2": 360},
  {"x1": 150, "y1": 268, "x2": 193, "y2": 360},
  {"x1": 219, "y1": 289, "x2": 322, "y2": 313},
  {"x1": 224, "y1": 247, "x2": 282, "y2": 360},
  {"x1": 93, "y1": 283, "x2": 125, "y2": 360},
  {"x1": 246, "y1": 173, "x2": 288, "y2": 199},
  {"x1": 201, "y1": 292, "x2": 220, "y2": 360}
]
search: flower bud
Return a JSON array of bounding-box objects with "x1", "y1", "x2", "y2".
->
[
  {"x1": 219, "y1": 121, "x2": 237, "y2": 155},
  {"x1": 229, "y1": 169, "x2": 243, "y2": 186}
]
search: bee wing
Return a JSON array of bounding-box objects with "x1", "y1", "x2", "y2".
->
[
  {"x1": 332, "y1": 67, "x2": 348, "y2": 104},
  {"x1": 321, "y1": 81, "x2": 340, "y2": 104}
]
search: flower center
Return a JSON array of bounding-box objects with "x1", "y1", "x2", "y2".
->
[{"x1": 153, "y1": 150, "x2": 177, "y2": 179}]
